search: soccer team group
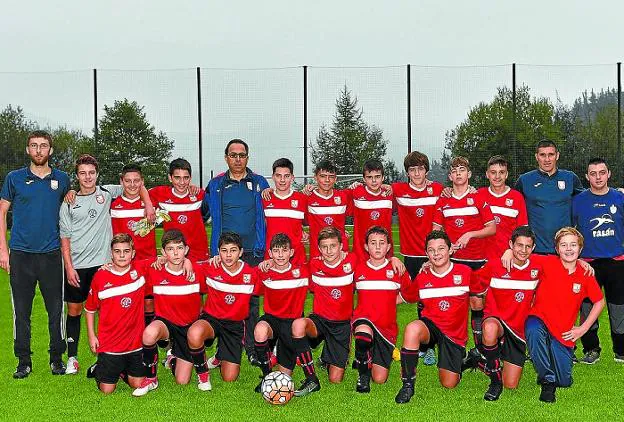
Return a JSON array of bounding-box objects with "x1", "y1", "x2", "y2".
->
[{"x1": 2, "y1": 133, "x2": 623, "y2": 405}]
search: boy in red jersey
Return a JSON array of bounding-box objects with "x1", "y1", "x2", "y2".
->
[
  {"x1": 352, "y1": 226, "x2": 411, "y2": 393},
  {"x1": 433, "y1": 156, "x2": 495, "y2": 358},
  {"x1": 149, "y1": 158, "x2": 209, "y2": 262},
  {"x1": 262, "y1": 158, "x2": 308, "y2": 265},
  {"x1": 351, "y1": 160, "x2": 394, "y2": 262},
  {"x1": 253, "y1": 233, "x2": 310, "y2": 392},
  {"x1": 186, "y1": 232, "x2": 259, "y2": 391},
  {"x1": 395, "y1": 230, "x2": 472, "y2": 404},
  {"x1": 479, "y1": 226, "x2": 541, "y2": 401},
  {"x1": 478, "y1": 155, "x2": 528, "y2": 265},
  {"x1": 133, "y1": 230, "x2": 203, "y2": 397},
  {"x1": 291, "y1": 226, "x2": 356, "y2": 396},
  {"x1": 85, "y1": 234, "x2": 146, "y2": 394}
]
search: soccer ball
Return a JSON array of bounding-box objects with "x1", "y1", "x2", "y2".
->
[{"x1": 261, "y1": 371, "x2": 294, "y2": 405}]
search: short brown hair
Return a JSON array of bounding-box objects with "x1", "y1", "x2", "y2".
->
[
  {"x1": 317, "y1": 226, "x2": 342, "y2": 245},
  {"x1": 487, "y1": 155, "x2": 509, "y2": 170},
  {"x1": 554, "y1": 226, "x2": 584, "y2": 250},
  {"x1": 403, "y1": 151, "x2": 430, "y2": 173},
  {"x1": 27, "y1": 130, "x2": 53, "y2": 147},
  {"x1": 449, "y1": 156, "x2": 470, "y2": 173},
  {"x1": 111, "y1": 233, "x2": 134, "y2": 249},
  {"x1": 75, "y1": 154, "x2": 99, "y2": 174},
  {"x1": 161, "y1": 229, "x2": 187, "y2": 248},
  {"x1": 365, "y1": 225, "x2": 391, "y2": 244}
]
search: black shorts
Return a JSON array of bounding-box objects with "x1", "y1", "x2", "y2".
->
[
  {"x1": 352, "y1": 319, "x2": 394, "y2": 369},
  {"x1": 485, "y1": 317, "x2": 527, "y2": 367},
  {"x1": 95, "y1": 350, "x2": 143, "y2": 384},
  {"x1": 404, "y1": 256, "x2": 429, "y2": 280},
  {"x1": 155, "y1": 317, "x2": 192, "y2": 363},
  {"x1": 420, "y1": 317, "x2": 466, "y2": 374},
  {"x1": 200, "y1": 313, "x2": 245, "y2": 365},
  {"x1": 259, "y1": 313, "x2": 296, "y2": 371},
  {"x1": 308, "y1": 314, "x2": 351, "y2": 369},
  {"x1": 65, "y1": 266, "x2": 99, "y2": 303}
]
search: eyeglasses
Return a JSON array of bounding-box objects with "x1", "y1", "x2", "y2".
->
[
  {"x1": 227, "y1": 153, "x2": 248, "y2": 159},
  {"x1": 28, "y1": 143, "x2": 50, "y2": 150}
]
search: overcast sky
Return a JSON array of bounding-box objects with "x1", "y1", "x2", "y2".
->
[{"x1": 2, "y1": 1, "x2": 623, "y2": 184}]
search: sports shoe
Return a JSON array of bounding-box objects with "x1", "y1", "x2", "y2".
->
[
  {"x1": 50, "y1": 360, "x2": 66, "y2": 375},
  {"x1": 572, "y1": 354, "x2": 579, "y2": 364},
  {"x1": 317, "y1": 356, "x2": 328, "y2": 371},
  {"x1": 461, "y1": 347, "x2": 484, "y2": 372},
  {"x1": 539, "y1": 382, "x2": 556, "y2": 403},
  {"x1": 423, "y1": 348, "x2": 437, "y2": 366},
  {"x1": 132, "y1": 377, "x2": 158, "y2": 397},
  {"x1": 248, "y1": 354, "x2": 261, "y2": 368},
  {"x1": 580, "y1": 349, "x2": 600, "y2": 365},
  {"x1": 207, "y1": 355, "x2": 221, "y2": 369},
  {"x1": 484, "y1": 381, "x2": 503, "y2": 401},
  {"x1": 614, "y1": 354, "x2": 624, "y2": 363},
  {"x1": 356, "y1": 373, "x2": 371, "y2": 393},
  {"x1": 395, "y1": 380, "x2": 415, "y2": 404},
  {"x1": 197, "y1": 372, "x2": 212, "y2": 391},
  {"x1": 294, "y1": 377, "x2": 321, "y2": 397},
  {"x1": 162, "y1": 349, "x2": 174, "y2": 369},
  {"x1": 65, "y1": 357, "x2": 79, "y2": 375},
  {"x1": 13, "y1": 364, "x2": 32, "y2": 379},
  {"x1": 254, "y1": 376, "x2": 264, "y2": 393}
]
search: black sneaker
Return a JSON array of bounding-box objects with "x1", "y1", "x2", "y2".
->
[
  {"x1": 248, "y1": 355, "x2": 261, "y2": 368},
  {"x1": 317, "y1": 356, "x2": 328, "y2": 371},
  {"x1": 50, "y1": 360, "x2": 66, "y2": 375},
  {"x1": 579, "y1": 349, "x2": 600, "y2": 365},
  {"x1": 539, "y1": 382, "x2": 556, "y2": 403},
  {"x1": 294, "y1": 377, "x2": 321, "y2": 397},
  {"x1": 356, "y1": 373, "x2": 371, "y2": 393},
  {"x1": 395, "y1": 380, "x2": 415, "y2": 404},
  {"x1": 484, "y1": 381, "x2": 503, "y2": 401},
  {"x1": 254, "y1": 375, "x2": 264, "y2": 393},
  {"x1": 461, "y1": 347, "x2": 484, "y2": 372},
  {"x1": 13, "y1": 364, "x2": 32, "y2": 379}
]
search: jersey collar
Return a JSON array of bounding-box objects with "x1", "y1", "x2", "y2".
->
[
  {"x1": 110, "y1": 267, "x2": 131, "y2": 276},
  {"x1": 274, "y1": 190, "x2": 294, "y2": 200},
  {"x1": 512, "y1": 259, "x2": 530, "y2": 271},
  {"x1": 430, "y1": 262, "x2": 454, "y2": 278},
  {"x1": 171, "y1": 188, "x2": 189, "y2": 198},
  {"x1": 312, "y1": 189, "x2": 334, "y2": 200},
  {"x1": 271, "y1": 263, "x2": 293, "y2": 274},
  {"x1": 121, "y1": 195, "x2": 141, "y2": 203},
  {"x1": 451, "y1": 189, "x2": 470, "y2": 200},
  {"x1": 222, "y1": 260, "x2": 244, "y2": 277},
  {"x1": 366, "y1": 259, "x2": 389, "y2": 270},
  {"x1": 165, "y1": 263, "x2": 184, "y2": 276},
  {"x1": 487, "y1": 186, "x2": 511, "y2": 198}
]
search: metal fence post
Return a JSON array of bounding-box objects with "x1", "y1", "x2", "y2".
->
[
  {"x1": 512, "y1": 63, "x2": 517, "y2": 173},
  {"x1": 303, "y1": 65, "x2": 308, "y2": 182},
  {"x1": 618, "y1": 62, "x2": 622, "y2": 185},
  {"x1": 196, "y1": 67, "x2": 204, "y2": 187},
  {"x1": 407, "y1": 64, "x2": 412, "y2": 153},
  {"x1": 93, "y1": 68, "x2": 98, "y2": 150}
]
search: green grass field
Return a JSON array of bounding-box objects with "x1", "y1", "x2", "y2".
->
[{"x1": 0, "y1": 227, "x2": 622, "y2": 421}]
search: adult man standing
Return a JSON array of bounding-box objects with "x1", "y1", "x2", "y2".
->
[
  {"x1": 0, "y1": 130, "x2": 71, "y2": 378},
  {"x1": 202, "y1": 139, "x2": 269, "y2": 364},
  {"x1": 515, "y1": 140, "x2": 584, "y2": 254},
  {"x1": 573, "y1": 158, "x2": 624, "y2": 364}
]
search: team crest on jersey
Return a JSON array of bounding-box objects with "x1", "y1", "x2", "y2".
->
[
  {"x1": 531, "y1": 269, "x2": 538, "y2": 279},
  {"x1": 120, "y1": 297, "x2": 132, "y2": 308},
  {"x1": 334, "y1": 196, "x2": 341, "y2": 205},
  {"x1": 494, "y1": 215, "x2": 501, "y2": 225},
  {"x1": 416, "y1": 208, "x2": 424, "y2": 218},
  {"x1": 225, "y1": 294, "x2": 235, "y2": 304},
  {"x1": 467, "y1": 198, "x2": 474, "y2": 206},
  {"x1": 386, "y1": 270, "x2": 394, "y2": 278},
  {"x1": 177, "y1": 215, "x2": 188, "y2": 224},
  {"x1": 572, "y1": 283, "x2": 581, "y2": 293},
  {"x1": 292, "y1": 268, "x2": 300, "y2": 278},
  {"x1": 515, "y1": 292, "x2": 525, "y2": 303},
  {"x1": 291, "y1": 199, "x2": 299, "y2": 208},
  {"x1": 455, "y1": 218, "x2": 464, "y2": 228},
  {"x1": 370, "y1": 211, "x2": 380, "y2": 220},
  {"x1": 558, "y1": 180, "x2": 566, "y2": 190},
  {"x1": 189, "y1": 195, "x2": 197, "y2": 202},
  {"x1": 610, "y1": 205, "x2": 617, "y2": 214},
  {"x1": 246, "y1": 181, "x2": 253, "y2": 191},
  {"x1": 427, "y1": 187, "x2": 433, "y2": 195},
  {"x1": 96, "y1": 194, "x2": 105, "y2": 204},
  {"x1": 453, "y1": 275, "x2": 462, "y2": 285},
  {"x1": 343, "y1": 263, "x2": 352, "y2": 273},
  {"x1": 50, "y1": 180, "x2": 58, "y2": 190},
  {"x1": 324, "y1": 216, "x2": 334, "y2": 225},
  {"x1": 88, "y1": 209, "x2": 97, "y2": 218},
  {"x1": 505, "y1": 198, "x2": 513, "y2": 206},
  {"x1": 330, "y1": 288, "x2": 341, "y2": 299},
  {"x1": 243, "y1": 274, "x2": 251, "y2": 284},
  {"x1": 130, "y1": 270, "x2": 138, "y2": 280},
  {"x1": 127, "y1": 220, "x2": 136, "y2": 230},
  {"x1": 438, "y1": 300, "x2": 450, "y2": 311}
]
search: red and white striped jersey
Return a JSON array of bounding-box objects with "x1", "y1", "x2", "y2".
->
[
  {"x1": 393, "y1": 181, "x2": 443, "y2": 257},
  {"x1": 149, "y1": 186, "x2": 209, "y2": 262},
  {"x1": 263, "y1": 190, "x2": 307, "y2": 265},
  {"x1": 309, "y1": 253, "x2": 358, "y2": 321},
  {"x1": 307, "y1": 189, "x2": 352, "y2": 258},
  {"x1": 257, "y1": 264, "x2": 309, "y2": 319},
  {"x1": 110, "y1": 195, "x2": 157, "y2": 260},
  {"x1": 433, "y1": 190, "x2": 495, "y2": 261},
  {"x1": 478, "y1": 187, "x2": 528, "y2": 263},
  {"x1": 199, "y1": 261, "x2": 259, "y2": 321},
  {"x1": 85, "y1": 265, "x2": 146, "y2": 354},
  {"x1": 402, "y1": 263, "x2": 472, "y2": 347},
  {"x1": 145, "y1": 264, "x2": 204, "y2": 326},
  {"x1": 352, "y1": 259, "x2": 411, "y2": 345},
  {"x1": 351, "y1": 185, "x2": 394, "y2": 261}
]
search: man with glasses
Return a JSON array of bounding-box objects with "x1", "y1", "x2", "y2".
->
[{"x1": 202, "y1": 139, "x2": 269, "y2": 366}]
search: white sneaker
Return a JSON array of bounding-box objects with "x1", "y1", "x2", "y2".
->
[
  {"x1": 162, "y1": 349, "x2": 174, "y2": 369},
  {"x1": 207, "y1": 355, "x2": 221, "y2": 369},
  {"x1": 198, "y1": 372, "x2": 212, "y2": 391},
  {"x1": 132, "y1": 377, "x2": 158, "y2": 397},
  {"x1": 65, "y1": 357, "x2": 79, "y2": 375}
]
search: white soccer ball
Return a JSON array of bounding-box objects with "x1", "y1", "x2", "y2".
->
[{"x1": 261, "y1": 371, "x2": 295, "y2": 405}]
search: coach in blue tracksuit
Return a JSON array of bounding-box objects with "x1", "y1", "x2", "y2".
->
[
  {"x1": 515, "y1": 140, "x2": 584, "y2": 254},
  {"x1": 202, "y1": 138, "x2": 269, "y2": 364},
  {"x1": 573, "y1": 157, "x2": 624, "y2": 364}
]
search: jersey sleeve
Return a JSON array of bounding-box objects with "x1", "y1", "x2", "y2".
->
[
  {"x1": 514, "y1": 176, "x2": 524, "y2": 195},
  {"x1": 103, "y1": 184, "x2": 124, "y2": 199},
  {"x1": 0, "y1": 174, "x2": 15, "y2": 202},
  {"x1": 195, "y1": 265, "x2": 208, "y2": 295},
  {"x1": 59, "y1": 203, "x2": 72, "y2": 239},
  {"x1": 515, "y1": 192, "x2": 528, "y2": 226},
  {"x1": 479, "y1": 196, "x2": 495, "y2": 225},
  {"x1": 432, "y1": 202, "x2": 445, "y2": 228},
  {"x1": 252, "y1": 267, "x2": 263, "y2": 296},
  {"x1": 572, "y1": 173, "x2": 585, "y2": 196},
  {"x1": 400, "y1": 273, "x2": 420, "y2": 303},
  {"x1": 84, "y1": 274, "x2": 101, "y2": 313},
  {"x1": 148, "y1": 186, "x2": 162, "y2": 206},
  {"x1": 144, "y1": 268, "x2": 154, "y2": 296}
]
